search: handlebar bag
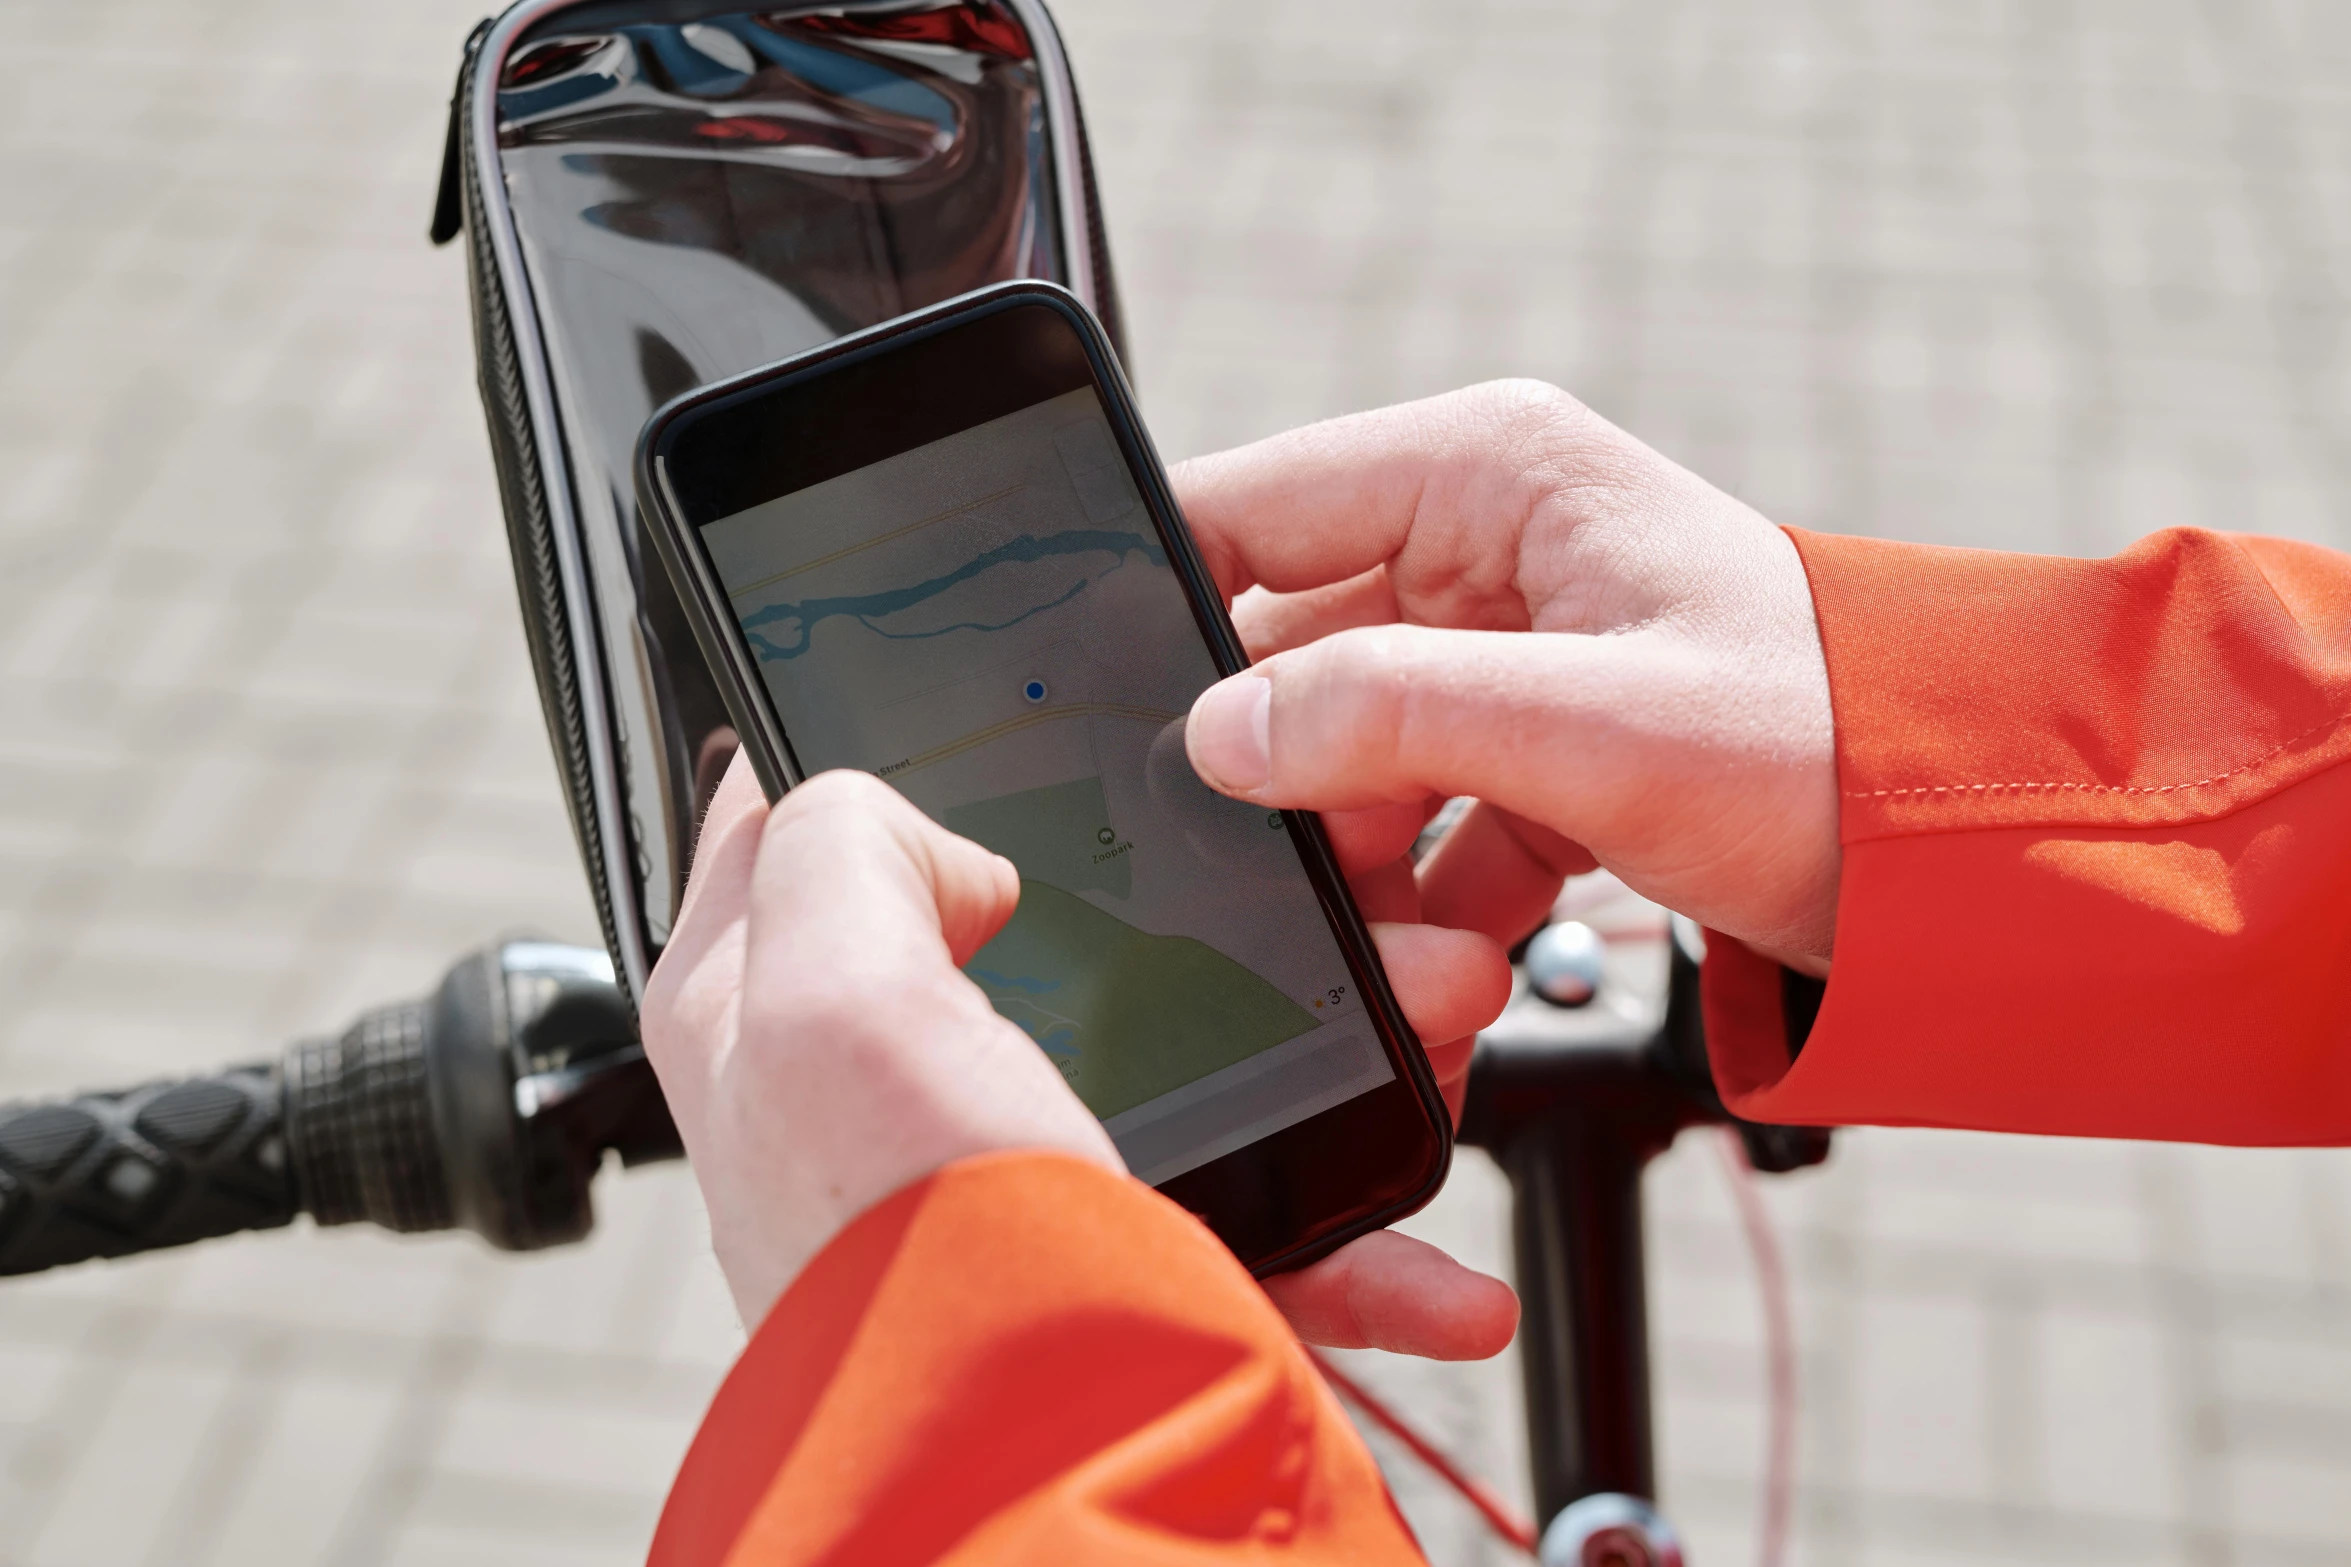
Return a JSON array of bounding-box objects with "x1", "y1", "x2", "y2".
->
[{"x1": 432, "y1": 0, "x2": 1123, "y2": 996}]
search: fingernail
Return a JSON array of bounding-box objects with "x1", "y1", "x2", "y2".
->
[{"x1": 1187, "y1": 674, "x2": 1273, "y2": 794}]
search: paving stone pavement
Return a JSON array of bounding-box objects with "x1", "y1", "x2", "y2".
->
[{"x1": 1, "y1": 0, "x2": 2347, "y2": 1563}]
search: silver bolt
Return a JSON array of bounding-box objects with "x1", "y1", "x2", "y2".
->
[
  {"x1": 1526, "y1": 920, "x2": 1606, "y2": 1007},
  {"x1": 1539, "y1": 1494, "x2": 1684, "y2": 1567}
]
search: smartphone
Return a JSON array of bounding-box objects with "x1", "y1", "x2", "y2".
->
[{"x1": 634, "y1": 281, "x2": 1449, "y2": 1272}]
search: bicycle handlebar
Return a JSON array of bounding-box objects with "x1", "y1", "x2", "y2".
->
[
  {"x1": 0, "y1": 942, "x2": 680, "y2": 1277},
  {"x1": 0, "y1": 1062, "x2": 294, "y2": 1274}
]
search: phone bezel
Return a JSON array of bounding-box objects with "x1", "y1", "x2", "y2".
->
[{"x1": 633, "y1": 280, "x2": 1452, "y2": 1275}]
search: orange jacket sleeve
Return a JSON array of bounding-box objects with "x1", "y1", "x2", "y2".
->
[
  {"x1": 1705, "y1": 526, "x2": 2351, "y2": 1143},
  {"x1": 649, "y1": 1150, "x2": 1422, "y2": 1567}
]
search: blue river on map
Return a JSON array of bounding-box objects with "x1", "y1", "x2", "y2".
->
[
  {"x1": 968, "y1": 968, "x2": 1079, "y2": 1057},
  {"x1": 737, "y1": 528, "x2": 1168, "y2": 662}
]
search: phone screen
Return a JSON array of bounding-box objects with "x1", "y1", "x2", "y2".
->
[{"x1": 695, "y1": 385, "x2": 1396, "y2": 1185}]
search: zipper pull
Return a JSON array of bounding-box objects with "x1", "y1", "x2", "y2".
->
[{"x1": 430, "y1": 19, "x2": 493, "y2": 246}]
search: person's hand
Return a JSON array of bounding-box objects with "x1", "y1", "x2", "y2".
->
[
  {"x1": 642, "y1": 762, "x2": 1118, "y2": 1326},
  {"x1": 1178, "y1": 379, "x2": 1840, "y2": 970},
  {"x1": 643, "y1": 757, "x2": 1519, "y2": 1356}
]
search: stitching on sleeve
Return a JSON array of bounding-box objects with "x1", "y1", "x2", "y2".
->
[{"x1": 1844, "y1": 712, "x2": 2351, "y2": 800}]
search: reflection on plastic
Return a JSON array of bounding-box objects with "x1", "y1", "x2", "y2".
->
[{"x1": 493, "y1": 1, "x2": 1068, "y2": 952}]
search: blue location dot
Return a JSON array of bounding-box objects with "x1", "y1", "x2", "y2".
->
[{"x1": 1023, "y1": 680, "x2": 1048, "y2": 703}]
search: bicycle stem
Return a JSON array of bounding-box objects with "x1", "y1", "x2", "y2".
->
[{"x1": 1458, "y1": 936, "x2": 1830, "y2": 1522}]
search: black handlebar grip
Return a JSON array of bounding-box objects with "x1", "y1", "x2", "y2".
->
[
  {"x1": 283, "y1": 1001, "x2": 455, "y2": 1233},
  {"x1": 0, "y1": 943, "x2": 661, "y2": 1277},
  {"x1": 0, "y1": 1063, "x2": 295, "y2": 1276}
]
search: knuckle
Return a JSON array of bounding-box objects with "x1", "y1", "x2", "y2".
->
[
  {"x1": 783, "y1": 768, "x2": 897, "y2": 814},
  {"x1": 758, "y1": 783, "x2": 936, "y2": 903},
  {"x1": 1314, "y1": 621, "x2": 1428, "y2": 686},
  {"x1": 1282, "y1": 626, "x2": 1421, "y2": 783},
  {"x1": 1451, "y1": 378, "x2": 1610, "y2": 475},
  {"x1": 1459, "y1": 377, "x2": 1586, "y2": 438},
  {"x1": 769, "y1": 770, "x2": 913, "y2": 846}
]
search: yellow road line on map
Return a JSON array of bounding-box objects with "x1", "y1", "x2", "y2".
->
[
  {"x1": 878, "y1": 704, "x2": 1182, "y2": 780},
  {"x1": 727, "y1": 483, "x2": 1027, "y2": 601}
]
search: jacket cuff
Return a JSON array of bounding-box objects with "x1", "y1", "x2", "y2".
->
[
  {"x1": 1701, "y1": 526, "x2": 2351, "y2": 1141},
  {"x1": 1705, "y1": 772, "x2": 2351, "y2": 1142},
  {"x1": 1698, "y1": 934, "x2": 1810, "y2": 1106}
]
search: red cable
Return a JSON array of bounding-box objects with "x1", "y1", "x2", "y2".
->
[
  {"x1": 1307, "y1": 1347, "x2": 1539, "y2": 1556},
  {"x1": 1712, "y1": 1128, "x2": 1797, "y2": 1567}
]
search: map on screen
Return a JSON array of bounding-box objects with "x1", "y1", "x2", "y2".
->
[{"x1": 698, "y1": 388, "x2": 1394, "y2": 1183}]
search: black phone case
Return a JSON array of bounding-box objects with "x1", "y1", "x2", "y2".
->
[{"x1": 433, "y1": 0, "x2": 1121, "y2": 999}]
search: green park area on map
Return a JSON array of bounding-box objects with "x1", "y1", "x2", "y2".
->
[
  {"x1": 946, "y1": 773, "x2": 1322, "y2": 1118},
  {"x1": 943, "y1": 776, "x2": 1132, "y2": 899},
  {"x1": 963, "y1": 880, "x2": 1323, "y2": 1119}
]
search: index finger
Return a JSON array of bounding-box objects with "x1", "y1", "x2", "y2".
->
[
  {"x1": 1170, "y1": 381, "x2": 1595, "y2": 617},
  {"x1": 1229, "y1": 571, "x2": 1398, "y2": 659},
  {"x1": 674, "y1": 747, "x2": 768, "y2": 938},
  {"x1": 641, "y1": 749, "x2": 768, "y2": 1110},
  {"x1": 1261, "y1": 1229, "x2": 1518, "y2": 1360}
]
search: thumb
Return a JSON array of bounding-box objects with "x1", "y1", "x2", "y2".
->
[
  {"x1": 751, "y1": 772, "x2": 1021, "y2": 978},
  {"x1": 1182, "y1": 621, "x2": 1841, "y2": 956},
  {"x1": 1185, "y1": 622, "x2": 1667, "y2": 821},
  {"x1": 912, "y1": 819, "x2": 1024, "y2": 966}
]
